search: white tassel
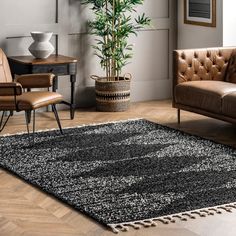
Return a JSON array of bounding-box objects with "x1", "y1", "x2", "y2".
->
[
  {"x1": 172, "y1": 214, "x2": 188, "y2": 221},
  {"x1": 208, "y1": 208, "x2": 222, "y2": 214},
  {"x1": 130, "y1": 223, "x2": 142, "y2": 230},
  {"x1": 182, "y1": 213, "x2": 196, "y2": 219},
  {"x1": 164, "y1": 216, "x2": 176, "y2": 223},
  {"x1": 191, "y1": 211, "x2": 207, "y2": 217},
  {"x1": 217, "y1": 206, "x2": 232, "y2": 212},
  {"x1": 108, "y1": 201, "x2": 236, "y2": 233}
]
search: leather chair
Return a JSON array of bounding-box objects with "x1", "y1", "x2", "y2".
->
[{"x1": 0, "y1": 48, "x2": 63, "y2": 142}]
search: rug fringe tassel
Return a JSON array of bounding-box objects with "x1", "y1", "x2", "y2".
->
[{"x1": 108, "y1": 202, "x2": 236, "y2": 233}]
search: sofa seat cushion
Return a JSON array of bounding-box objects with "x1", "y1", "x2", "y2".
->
[
  {"x1": 175, "y1": 81, "x2": 236, "y2": 114},
  {"x1": 222, "y1": 92, "x2": 236, "y2": 118}
]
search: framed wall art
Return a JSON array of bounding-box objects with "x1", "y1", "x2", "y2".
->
[{"x1": 184, "y1": 0, "x2": 216, "y2": 27}]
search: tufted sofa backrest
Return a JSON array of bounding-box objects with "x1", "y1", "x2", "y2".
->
[
  {"x1": 173, "y1": 47, "x2": 236, "y2": 87},
  {"x1": 0, "y1": 48, "x2": 12, "y2": 83}
]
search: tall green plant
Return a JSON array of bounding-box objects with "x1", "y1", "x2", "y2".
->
[{"x1": 81, "y1": 0, "x2": 151, "y2": 81}]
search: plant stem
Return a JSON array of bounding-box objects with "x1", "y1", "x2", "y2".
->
[
  {"x1": 112, "y1": 0, "x2": 115, "y2": 80},
  {"x1": 105, "y1": 0, "x2": 109, "y2": 79},
  {"x1": 117, "y1": 0, "x2": 120, "y2": 80}
]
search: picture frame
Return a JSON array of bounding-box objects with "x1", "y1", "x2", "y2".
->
[{"x1": 184, "y1": 0, "x2": 216, "y2": 27}]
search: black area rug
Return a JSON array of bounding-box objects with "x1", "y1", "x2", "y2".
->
[{"x1": 1, "y1": 119, "x2": 236, "y2": 233}]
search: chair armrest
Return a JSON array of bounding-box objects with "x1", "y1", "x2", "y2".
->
[
  {"x1": 0, "y1": 82, "x2": 22, "y2": 96},
  {"x1": 15, "y1": 73, "x2": 55, "y2": 88}
]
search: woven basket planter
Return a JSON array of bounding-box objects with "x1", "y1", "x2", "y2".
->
[{"x1": 91, "y1": 75, "x2": 131, "y2": 112}]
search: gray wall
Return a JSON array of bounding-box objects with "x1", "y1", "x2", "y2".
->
[
  {"x1": 223, "y1": 0, "x2": 236, "y2": 46},
  {"x1": 0, "y1": 0, "x2": 177, "y2": 108},
  {"x1": 177, "y1": 0, "x2": 223, "y2": 49}
]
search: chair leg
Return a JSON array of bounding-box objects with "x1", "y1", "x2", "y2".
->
[
  {"x1": 0, "y1": 111, "x2": 11, "y2": 132},
  {"x1": 27, "y1": 110, "x2": 32, "y2": 124},
  {"x1": 25, "y1": 110, "x2": 30, "y2": 142},
  {"x1": 177, "y1": 109, "x2": 180, "y2": 124},
  {"x1": 32, "y1": 110, "x2": 36, "y2": 144},
  {"x1": 25, "y1": 110, "x2": 35, "y2": 144},
  {"x1": 52, "y1": 104, "x2": 63, "y2": 134}
]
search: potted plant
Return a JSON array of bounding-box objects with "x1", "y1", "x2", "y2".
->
[{"x1": 81, "y1": 0, "x2": 151, "y2": 111}]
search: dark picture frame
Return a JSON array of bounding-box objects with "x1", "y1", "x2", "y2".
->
[{"x1": 184, "y1": 0, "x2": 216, "y2": 27}]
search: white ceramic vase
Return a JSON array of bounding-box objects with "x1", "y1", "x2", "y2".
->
[{"x1": 29, "y1": 31, "x2": 54, "y2": 59}]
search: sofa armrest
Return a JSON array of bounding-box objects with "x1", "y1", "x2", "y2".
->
[{"x1": 15, "y1": 73, "x2": 55, "y2": 88}]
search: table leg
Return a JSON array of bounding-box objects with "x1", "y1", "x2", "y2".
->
[
  {"x1": 53, "y1": 76, "x2": 58, "y2": 92},
  {"x1": 70, "y1": 74, "x2": 76, "y2": 120}
]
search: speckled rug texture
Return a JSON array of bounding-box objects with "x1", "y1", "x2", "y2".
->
[{"x1": 1, "y1": 119, "x2": 236, "y2": 233}]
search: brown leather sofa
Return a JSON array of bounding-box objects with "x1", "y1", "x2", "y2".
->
[{"x1": 173, "y1": 47, "x2": 236, "y2": 124}]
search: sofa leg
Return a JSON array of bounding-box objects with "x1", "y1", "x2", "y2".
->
[{"x1": 177, "y1": 109, "x2": 180, "y2": 124}]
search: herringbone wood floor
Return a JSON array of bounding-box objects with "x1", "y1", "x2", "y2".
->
[{"x1": 1, "y1": 100, "x2": 236, "y2": 236}]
